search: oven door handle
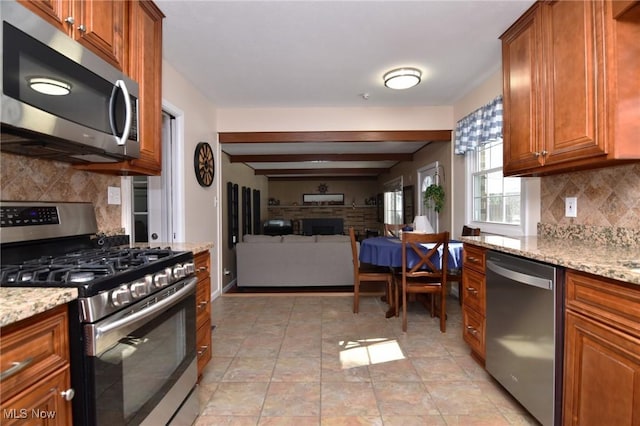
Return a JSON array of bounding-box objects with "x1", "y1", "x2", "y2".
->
[{"x1": 87, "y1": 277, "x2": 197, "y2": 356}]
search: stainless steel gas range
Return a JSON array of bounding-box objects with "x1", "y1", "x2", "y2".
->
[{"x1": 0, "y1": 201, "x2": 199, "y2": 425}]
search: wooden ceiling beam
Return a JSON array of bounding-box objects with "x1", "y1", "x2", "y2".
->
[
  {"x1": 219, "y1": 130, "x2": 451, "y2": 143},
  {"x1": 229, "y1": 153, "x2": 413, "y2": 163},
  {"x1": 254, "y1": 168, "x2": 389, "y2": 176}
]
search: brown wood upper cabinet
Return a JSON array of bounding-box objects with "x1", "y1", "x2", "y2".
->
[
  {"x1": 18, "y1": 0, "x2": 126, "y2": 71},
  {"x1": 74, "y1": 1, "x2": 165, "y2": 176},
  {"x1": 501, "y1": 0, "x2": 640, "y2": 177}
]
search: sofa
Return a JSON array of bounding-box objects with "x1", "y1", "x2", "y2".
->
[{"x1": 236, "y1": 234, "x2": 355, "y2": 287}]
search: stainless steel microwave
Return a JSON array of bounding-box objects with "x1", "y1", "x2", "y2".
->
[{"x1": 0, "y1": 1, "x2": 140, "y2": 163}]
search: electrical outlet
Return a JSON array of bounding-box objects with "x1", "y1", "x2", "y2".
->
[
  {"x1": 565, "y1": 197, "x2": 577, "y2": 217},
  {"x1": 108, "y1": 186, "x2": 121, "y2": 205}
]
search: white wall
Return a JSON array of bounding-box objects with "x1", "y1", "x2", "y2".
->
[
  {"x1": 217, "y1": 106, "x2": 453, "y2": 131},
  {"x1": 162, "y1": 60, "x2": 222, "y2": 297}
]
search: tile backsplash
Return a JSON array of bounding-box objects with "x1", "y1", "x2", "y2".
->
[
  {"x1": 540, "y1": 163, "x2": 640, "y2": 245},
  {"x1": 0, "y1": 153, "x2": 122, "y2": 233},
  {"x1": 540, "y1": 163, "x2": 640, "y2": 228}
]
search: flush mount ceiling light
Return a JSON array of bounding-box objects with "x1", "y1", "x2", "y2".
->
[
  {"x1": 28, "y1": 77, "x2": 71, "y2": 96},
  {"x1": 383, "y1": 67, "x2": 422, "y2": 90}
]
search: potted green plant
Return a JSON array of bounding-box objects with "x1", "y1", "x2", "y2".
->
[{"x1": 423, "y1": 183, "x2": 445, "y2": 213}]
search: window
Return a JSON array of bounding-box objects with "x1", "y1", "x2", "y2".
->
[
  {"x1": 468, "y1": 138, "x2": 521, "y2": 225},
  {"x1": 383, "y1": 177, "x2": 403, "y2": 225}
]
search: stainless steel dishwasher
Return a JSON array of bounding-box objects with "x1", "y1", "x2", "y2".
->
[{"x1": 485, "y1": 251, "x2": 563, "y2": 426}]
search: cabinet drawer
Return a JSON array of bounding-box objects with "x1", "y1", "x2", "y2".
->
[
  {"x1": 463, "y1": 244, "x2": 486, "y2": 273},
  {"x1": 194, "y1": 251, "x2": 210, "y2": 282},
  {"x1": 462, "y1": 306, "x2": 485, "y2": 359},
  {"x1": 0, "y1": 305, "x2": 69, "y2": 402},
  {"x1": 196, "y1": 318, "x2": 212, "y2": 377},
  {"x1": 462, "y1": 268, "x2": 485, "y2": 314},
  {"x1": 196, "y1": 281, "x2": 211, "y2": 329},
  {"x1": 566, "y1": 270, "x2": 640, "y2": 339}
]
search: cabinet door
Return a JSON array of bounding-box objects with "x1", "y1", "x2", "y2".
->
[
  {"x1": 19, "y1": 0, "x2": 126, "y2": 71},
  {"x1": 542, "y1": 0, "x2": 607, "y2": 166},
  {"x1": 17, "y1": 0, "x2": 72, "y2": 34},
  {"x1": 127, "y1": 0, "x2": 164, "y2": 174},
  {"x1": 502, "y1": 5, "x2": 544, "y2": 175},
  {"x1": 563, "y1": 311, "x2": 640, "y2": 426},
  {"x1": 75, "y1": 0, "x2": 127, "y2": 70},
  {"x1": 2, "y1": 367, "x2": 72, "y2": 426}
]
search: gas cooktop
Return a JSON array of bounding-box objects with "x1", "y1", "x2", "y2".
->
[{"x1": 0, "y1": 246, "x2": 194, "y2": 296}]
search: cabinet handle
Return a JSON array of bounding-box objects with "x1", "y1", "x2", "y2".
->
[
  {"x1": 466, "y1": 325, "x2": 478, "y2": 336},
  {"x1": 78, "y1": 24, "x2": 87, "y2": 33},
  {"x1": 197, "y1": 346, "x2": 209, "y2": 356},
  {"x1": 198, "y1": 266, "x2": 208, "y2": 272},
  {"x1": 60, "y1": 388, "x2": 75, "y2": 401},
  {"x1": 0, "y1": 357, "x2": 33, "y2": 380},
  {"x1": 541, "y1": 150, "x2": 548, "y2": 156},
  {"x1": 64, "y1": 16, "x2": 75, "y2": 24},
  {"x1": 466, "y1": 287, "x2": 478, "y2": 295},
  {"x1": 534, "y1": 151, "x2": 540, "y2": 158},
  {"x1": 198, "y1": 301, "x2": 208, "y2": 310},
  {"x1": 466, "y1": 256, "x2": 479, "y2": 263}
]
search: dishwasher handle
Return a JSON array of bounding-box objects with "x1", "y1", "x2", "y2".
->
[{"x1": 487, "y1": 259, "x2": 553, "y2": 290}]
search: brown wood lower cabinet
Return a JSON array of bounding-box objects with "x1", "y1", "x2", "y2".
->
[
  {"x1": 195, "y1": 250, "x2": 212, "y2": 379},
  {"x1": 461, "y1": 244, "x2": 487, "y2": 364},
  {"x1": 0, "y1": 305, "x2": 73, "y2": 426},
  {"x1": 563, "y1": 270, "x2": 640, "y2": 425}
]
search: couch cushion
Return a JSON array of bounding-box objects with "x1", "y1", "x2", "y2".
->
[
  {"x1": 316, "y1": 234, "x2": 350, "y2": 243},
  {"x1": 282, "y1": 235, "x2": 316, "y2": 243},
  {"x1": 243, "y1": 234, "x2": 282, "y2": 243}
]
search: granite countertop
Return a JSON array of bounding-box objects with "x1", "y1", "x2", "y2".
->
[
  {"x1": 461, "y1": 235, "x2": 640, "y2": 285},
  {"x1": 0, "y1": 288, "x2": 78, "y2": 328},
  {"x1": 132, "y1": 242, "x2": 213, "y2": 254}
]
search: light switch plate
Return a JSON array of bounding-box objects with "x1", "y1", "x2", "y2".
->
[
  {"x1": 565, "y1": 197, "x2": 577, "y2": 217},
  {"x1": 108, "y1": 186, "x2": 121, "y2": 205}
]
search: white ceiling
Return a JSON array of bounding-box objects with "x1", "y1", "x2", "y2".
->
[{"x1": 158, "y1": 0, "x2": 535, "y2": 178}]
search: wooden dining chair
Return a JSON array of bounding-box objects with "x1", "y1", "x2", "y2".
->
[
  {"x1": 451, "y1": 226, "x2": 481, "y2": 305},
  {"x1": 349, "y1": 227, "x2": 392, "y2": 314},
  {"x1": 384, "y1": 223, "x2": 409, "y2": 238},
  {"x1": 393, "y1": 231, "x2": 450, "y2": 332}
]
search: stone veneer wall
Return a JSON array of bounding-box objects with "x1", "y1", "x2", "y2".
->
[
  {"x1": 267, "y1": 206, "x2": 379, "y2": 236},
  {"x1": 0, "y1": 153, "x2": 122, "y2": 233},
  {"x1": 539, "y1": 163, "x2": 640, "y2": 246}
]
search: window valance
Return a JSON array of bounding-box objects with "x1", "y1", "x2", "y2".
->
[{"x1": 454, "y1": 95, "x2": 503, "y2": 155}]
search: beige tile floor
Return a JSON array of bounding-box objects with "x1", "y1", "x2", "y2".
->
[{"x1": 195, "y1": 292, "x2": 540, "y2": 425}]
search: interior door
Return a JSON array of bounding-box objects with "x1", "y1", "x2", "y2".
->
[{"x1": 417, "y1": 161, "x2": 440, "y2": 232}]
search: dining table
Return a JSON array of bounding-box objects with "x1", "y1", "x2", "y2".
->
[{"x1": 359, "y1": 236, "x2": 464, "y2": 318}]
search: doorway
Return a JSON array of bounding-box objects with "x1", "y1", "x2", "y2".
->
[
  {"x1": 130, "y1": 110, "x2": 179, "y2": 243},
  {"x1": 417, "y1": 161, "x2": 440, "y2": 232}
]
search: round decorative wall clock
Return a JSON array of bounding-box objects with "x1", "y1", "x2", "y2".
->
[{"x1": 194, "y1": 142, "x2": 214, "y2": 187}]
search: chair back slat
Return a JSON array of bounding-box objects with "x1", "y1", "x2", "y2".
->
[{"x1": 401, "y1": 232, "x2": 449, "y2": 282}]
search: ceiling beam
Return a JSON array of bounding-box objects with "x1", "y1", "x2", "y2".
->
[
  {"x1": 219, "y1": 130, "x2": 452, "y2": 143},
  {"x1": 229, "y1": 153, "x2": 413, "y2": 163},
  {"x1": 254, "y1": 168, "x2": 389, "y2": 176}
]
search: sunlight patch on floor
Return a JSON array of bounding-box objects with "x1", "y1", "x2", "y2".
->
[{"x1": 338, "y1": 338, "x2": 405, "y2": 368}]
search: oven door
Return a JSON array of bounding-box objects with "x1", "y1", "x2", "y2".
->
[{"x1": 83, "y1": 278, "x2": 197, "y2": 426}]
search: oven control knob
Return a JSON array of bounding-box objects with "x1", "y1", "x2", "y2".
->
[
  {"x1": 173, "y1": 264, "x2": 186, "y2": 280},
  {"x1": 111, "y1": 285, "x2": 132, "y2": 307},
  {"x1": 130, "y1": 278, "x2": 150, "y2": 299},
  {"x1": 154, "y1": 271, "x2": 169, "y2": 288},
  {"x1": 184, "y1": 262, "x2": 196, "y2": 275}
]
